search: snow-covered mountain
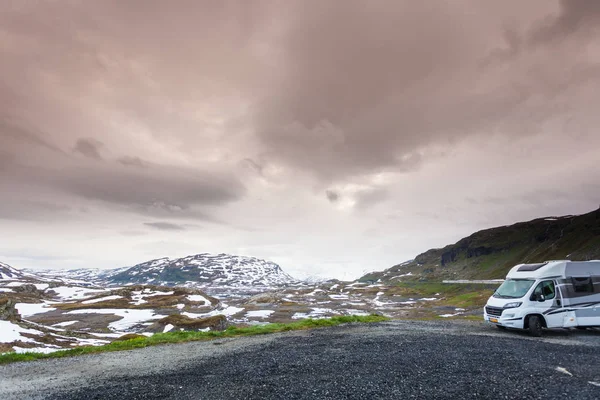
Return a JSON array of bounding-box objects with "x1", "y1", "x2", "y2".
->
[
  {"x1": 107, "y1": 254, "x2": 296, "y2": 287},
  {"x1": 26, "y1": 254, "x2": 297, "y2": 288}
]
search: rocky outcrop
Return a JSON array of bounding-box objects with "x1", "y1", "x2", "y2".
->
[
  {"x1": 13, "y1": 284, "x2": 41, "y2": 296},
  {"x1": 0, "y1": 297, "x2": 21, "y2": 321},
  {"x1": 150, "y1": 314, "x2": 228, "y2": 332}
]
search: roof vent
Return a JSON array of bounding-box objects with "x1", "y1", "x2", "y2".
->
[{"x1": 517, "y1": 262, "x2": 548, "y2": 272}]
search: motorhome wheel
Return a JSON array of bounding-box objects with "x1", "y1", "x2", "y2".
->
[{"x1": 528, "y1": 315, "x2": 543, "y2": 337}]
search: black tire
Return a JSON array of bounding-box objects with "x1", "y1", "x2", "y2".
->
[
  {"x1": 528, "y1": 315, "x2": 543, "y2": 337},
  {"x1": 496, "y1": 325, "x2": 507, "y2": 330}
]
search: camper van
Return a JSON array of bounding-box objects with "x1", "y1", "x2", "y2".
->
[{"x1": 483, "y1": 260, "x2": 600, "y2": 336}]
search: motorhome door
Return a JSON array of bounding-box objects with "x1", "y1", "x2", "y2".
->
[{"x1": 530, "y1": 280, "x2": 563, "y2": 328}]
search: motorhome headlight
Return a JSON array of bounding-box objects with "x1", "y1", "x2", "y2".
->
[{"x1": 503, "y1": 302, "x2": 522, "y2": 309}]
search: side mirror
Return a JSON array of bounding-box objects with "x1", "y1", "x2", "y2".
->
[{"x1": 536, "y1": 294, "x2": 545, "y2": 302}]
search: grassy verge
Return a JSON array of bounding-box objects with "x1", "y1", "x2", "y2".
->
[
  {"x1": 395, "y1": 281, "x2": 497, "y2": 308},
  {"x1": 0, "y1": 315, "x2": 388, "y2": 365}
]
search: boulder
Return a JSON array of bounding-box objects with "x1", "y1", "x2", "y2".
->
[
  {"x1": 0, "y1": 297, "x2": 21, "y2": 321},
  {"x1": 245, "y1": 292, "x2": 283, "y2": 304}
]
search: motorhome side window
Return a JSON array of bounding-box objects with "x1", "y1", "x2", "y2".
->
[
  {"x1": 531, "y1": 280, "x2": 555, "y2": 300},
  {"x1": 571, "y1": 277, "x2": 594, "y2": 293}
]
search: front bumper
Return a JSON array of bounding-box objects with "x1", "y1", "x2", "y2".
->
[{"x1": 483, "y1": 310, "x2": 525, "y2": 329}]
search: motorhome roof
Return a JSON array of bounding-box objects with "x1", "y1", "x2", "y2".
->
[
  {"x1": 506, "y1": 260, "x2": 600, "y2": 280},
  {"x1": 506, "y1": 260, "x2": 567, "y2": 280}
]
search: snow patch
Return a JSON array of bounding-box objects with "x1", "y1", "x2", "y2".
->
[
  {"x1": 13, "y1": 346, "x2": 64, "y2": 354},
  {"x1": 439, "y1": 313, "x2": 462, "y2": 318},
  {"x1": 187, "y1": 294, "x2": 210, "y2": 304},
  {"x1": 0, "y1": 320, "x2": 45, "y2": 343},
  {"x1": 49, "y1": 286, "x2": 107, "y2": 301},
  {"x1": 16, "y1": 302, "x2": 57, "y2": 317},
  {"x1": 182, "y1": 306, "x2": 245, "y2": 319},
  {"x1": 291, "y1": 307, "x2": 338, "y2": 320},
  {"x1": 329, "y1": 294, "x2": 349, "y2": 300},
  {"x1": 52, "y1": 321, "x2": 79, "y2": 328},
  {"x1": 82, "y1": 295, "x2": 123, "y2": 304},
  {"x1": 33, "y1": 283, "x2": 49, "y2": 291},
  {"x1": 246, "y1": 310, "x2": 275, "y2": 319},
  {"x1": 66, "y1": 309, "x2": 164, "y2": 332}
]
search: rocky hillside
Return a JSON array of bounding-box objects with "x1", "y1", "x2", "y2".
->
[
  {"x1": 1, "y1": 262, "x2": 56, "y2": 283},
  {"x1": 362, "y1": 208, "x2": 600, "y2": 282},
  {"x1": 0, "y1": 262, "x2": 21, "y2": 281}
]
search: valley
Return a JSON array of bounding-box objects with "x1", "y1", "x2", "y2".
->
[
  {"x1": 1, "y1": 257, "x2": 494, "y2": 356},
  {"x1": 2, "y1": 209, "x2": 599, "y2": 357}
]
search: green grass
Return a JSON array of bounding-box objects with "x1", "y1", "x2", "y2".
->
[
  {"x1": 394, "y1": 281, "x2": 497, "y2": 308},
  {"x1": 0, "y1": 315, "x2": 388, "y2": 365},
  {"x1": 395, "y1": 281, "x2": 497, "y2": 295}
]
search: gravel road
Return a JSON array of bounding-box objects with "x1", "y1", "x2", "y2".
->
[{"x1": 1, "y1": 320, "x2": 599, "y2": 399}]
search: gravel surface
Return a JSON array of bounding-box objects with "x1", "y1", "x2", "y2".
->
[{"x1": 1, "y1": 320, "x2": 599, "y2": 399}]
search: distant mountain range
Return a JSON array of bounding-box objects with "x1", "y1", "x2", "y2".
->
[
  {"x1": 28, "y1": 253, "x2": 297, "y2": 288},
  {"x1": 28, "y1": 267, "x2": 131, "y2": 287},
  {"x1": 12, "y1": 208, "x2": 600, "y2": 288},
  {"x1": 1, "y1": 261, "x2": 53, "y2": 283},
  {"x1": 361, "y1": 208, "x2": 600, "y2": 282}
]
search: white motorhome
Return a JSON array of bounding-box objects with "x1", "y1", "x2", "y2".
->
[{"x1": 483, "y1": 260, "x2": 600, "y2": 336}]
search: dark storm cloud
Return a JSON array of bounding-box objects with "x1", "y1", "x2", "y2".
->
[
  {"x1": 251, "y1": 1, "x2": 588, "y2": 183},
  {"x1": 144, "y1": 222, "x2": 186, "y2": 231},
  {"x1": 254, "y1": 1, "x2": 469, "y2": 180},
  {"x1": 118, "y1": 156, "x2": 147, "y2": 168},
  {"x1": 485, "y1": 0, "x2": 600, "y2": 64},
  {"x1": 51, "y1": 163, "x2": 245, "y2": 216},
  {"x1": 325, "y1": 190, "x2": 339, "y2": 203},
  {"x1": 0, "y1": 147, "x2": 244, "y2": 221},
  {"x1": 1, "y1": 0, "x2": 599, "y2": 224},
  {"x1": 3, "y1": 0, "x2": 595, "y2": 189},
  {"x1": 529, "y1": 0, "x2": 600, "y2": 46},
  {"x1": 73, "y1": 138, "x2": 103, "y2": 160}
]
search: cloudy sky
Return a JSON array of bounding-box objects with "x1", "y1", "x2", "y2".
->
[{"x1": 1, "y1": 0, "x2": 599, "y2": 279}]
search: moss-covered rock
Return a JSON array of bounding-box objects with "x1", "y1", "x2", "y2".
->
[
  {"x1": 114, "y1": 333, "x2": 147, "y2": 341},
  {"x1": 0, "y1": 297, "x2": 21, "y2": 322}
]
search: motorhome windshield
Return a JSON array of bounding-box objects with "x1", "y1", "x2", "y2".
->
[{"x1": 493, "y1": 279, "x2": 535, "y2": 299}]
